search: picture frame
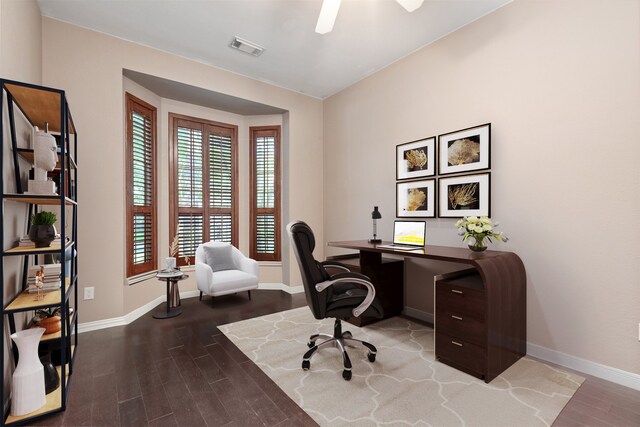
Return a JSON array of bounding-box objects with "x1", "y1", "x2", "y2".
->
[
  {"x1": 438, "y1": 123, "x2": 491, "y2": 176},
  {"x1": 396, "y1": 179, "x2": 436, "y2": 218},
  {"x1": 438, "y1": 173, "x2": 490, "y2": 218},
  {"x1": 396, "y1": 137, "x2": 436, "y2": 180}
]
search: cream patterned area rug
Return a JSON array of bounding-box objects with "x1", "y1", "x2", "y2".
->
[{"x1": 219, "y1": 307, "x2": 584, "y2": 426}]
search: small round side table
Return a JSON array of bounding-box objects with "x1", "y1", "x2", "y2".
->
[{"x1": 154, "y1": 274, "x2": 188, "y2": 319}]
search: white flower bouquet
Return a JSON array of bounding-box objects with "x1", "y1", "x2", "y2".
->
[{"x1": 455, "y1": 216, "x2": 508, "y2": 251}]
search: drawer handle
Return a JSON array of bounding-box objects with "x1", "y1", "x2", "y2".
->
[
  {"x1": 451, "y1": 340, "x2": 463, "y2": 347},
  {"x1": 451, "y1": 289, "x2": 464, "y2": 295},
  {"x1": 451, "y1": 315, "x2": 463, "y2": 321}
]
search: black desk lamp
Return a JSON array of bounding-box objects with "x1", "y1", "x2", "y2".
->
[{"x1": 369, "y1": 206, "x2": 382, "y2": 244}]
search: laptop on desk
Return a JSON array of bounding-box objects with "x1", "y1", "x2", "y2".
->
[{"x1": 377, "y1": 221, "x2": 426, "y2": 251}]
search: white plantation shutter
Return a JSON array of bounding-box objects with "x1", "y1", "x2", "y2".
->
[
  {"x1": 126, "y1": 94, "x2": 157, "y2": 278},
  {"x1": 250, "y1": 126, "x2": 281, "y2": 261},
  {"x1": 170, "y1": 115, "x2": 237, "y2": 265},
  {"x1": 209, "y1": 133, "x2": 233, "y2": 243}
]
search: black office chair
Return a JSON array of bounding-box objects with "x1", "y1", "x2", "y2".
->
[{"x1": 287, "y1": 221, "x2": 383, "y2": 380}]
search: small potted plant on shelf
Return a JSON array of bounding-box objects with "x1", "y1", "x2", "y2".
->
[
  {"x1": 456, "y1": 216, "x2": 509, "y2": 252},
  {"x1": 29, "y1": 211, "x2": 57, "y2": 248}
]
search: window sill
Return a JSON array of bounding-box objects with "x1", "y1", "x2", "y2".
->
[
  {"x1": 259, "y1": 261, "x2": 282, "y2": 267},
  {"x1": 127, "y1": 270, "x2": 158, "y2": 285}
]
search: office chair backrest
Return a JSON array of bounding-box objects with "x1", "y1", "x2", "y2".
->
[{"x1": 287, "y1": 221, "x2": 329, "y2": 319}]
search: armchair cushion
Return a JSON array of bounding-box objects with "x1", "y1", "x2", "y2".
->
[{"x1": 203, "y1": 243, "x2": 236, "y2": 272}]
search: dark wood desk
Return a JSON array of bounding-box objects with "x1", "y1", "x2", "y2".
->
[{"x1": 327, "y1": 240, "x2": 526, "y2": 383}]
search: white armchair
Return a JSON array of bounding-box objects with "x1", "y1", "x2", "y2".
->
[{"x1": 195, "y1": 242, "x2": 259, "y2": 303}]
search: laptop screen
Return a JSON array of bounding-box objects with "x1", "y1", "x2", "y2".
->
[{"x1": 393, "y1": 221, "x2": 426, "y2": 246}]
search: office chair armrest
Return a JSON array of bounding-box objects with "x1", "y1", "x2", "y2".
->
[
  {"x1": 315, "y1": 273, "x2": 376, "y2": 318},
  {"x1": 319, "y1": 261, "x2": 351, "y2": 272}
]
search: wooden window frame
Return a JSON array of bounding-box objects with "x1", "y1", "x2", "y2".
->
[
  {"x1": 250, "y1": 126, "x2": 281, "y2": 261},
  {"x1": 169, "y1": 113, "x2": 238, "y2": 266},
  {"x1": 125, "y1": 93, "x2": 157, "y2": 278}
]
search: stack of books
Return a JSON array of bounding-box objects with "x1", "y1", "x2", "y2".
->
[
  {"x1": 27, "y1": 264, "x2": 62, "y2": 293},
  {"x1": 18, "y1": 234, "x2": 63, "y2": 247}
]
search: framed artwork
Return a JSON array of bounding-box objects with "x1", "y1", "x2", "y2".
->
[
  {"x1": 438, "y1": 173, "x2": 490, "y2": 218},
  {"x1": 396, "y1": 137, "x2": 436, "y2": 180},
  {"x1": 438, "y1": 123, "x2": 491, "y2": 175},
  {"x1": 397, "y1": 179, "x2": 436, "y2": 218}
]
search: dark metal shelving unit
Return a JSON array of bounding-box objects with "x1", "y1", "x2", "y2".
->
[{"x1": 0, "y1": 79, "x2": 78, "y2": 426}]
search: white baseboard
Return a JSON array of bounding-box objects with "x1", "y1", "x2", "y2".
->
[
  {"x1": 78, "y1": 290, "x2": 201, "y2": 333},
  {"x1": 259, "y1": 282, "x2": 304, "y2": 294},
  {"x1": 78, "y1": 287, "x2": 300, "y2": 333},
  {"x1": 527, "y1": 342, "x2": 640, "y2": 391},
  {"x1": 403, "y1": 306, "x2": 434, "y2": 324}
]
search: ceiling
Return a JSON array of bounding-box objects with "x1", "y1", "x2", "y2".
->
[{"x1": 38, "y1": 0, "x2": 511, "y2": 99}]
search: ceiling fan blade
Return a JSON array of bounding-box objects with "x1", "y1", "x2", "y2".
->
[
  {"x1": 395, "y1": 0, "x2": 424, "y2": 13},
  {"x1": 316, "y1": 0, "x2": 342, "y2": 35}
]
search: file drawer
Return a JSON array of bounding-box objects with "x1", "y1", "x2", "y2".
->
[
  {"x1": 436, "y1": 308, "x2": 485, "y2": 346},
  {"x1": 436, "y1": 332, "x2": 486, "y2": 376},
  {"x1": 436, "y1": 278, "x2": 485, "y2": 320}
]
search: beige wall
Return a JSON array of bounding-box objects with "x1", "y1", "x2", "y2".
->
[
  {"x1": 42, "y1": 18, "x2": 323, "y2": 322},
  {"x1": 0, "y1": 0, "x2": 41, "y2": 83},
  {"x1": 324, "y1": 0, "x2": 640, "y2": 374},
  {"x1": 1, "y1": 0, "x2": 43, "y2": 405}
]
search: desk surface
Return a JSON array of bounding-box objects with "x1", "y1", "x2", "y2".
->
[{"x1": 328, "y1": 240, "x2": 513, "y2": 264}]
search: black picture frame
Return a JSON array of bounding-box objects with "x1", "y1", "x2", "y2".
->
[
  {"x1": 438, "y1": 123, "x2": 491, "y2": 176},
  {"x1": 438, "y1": 172, "x2": 491, "y2": 218},
  {"x1": 396, "y1": 179, "x2": 436, "y2": 218},
  {"x1": 396, "y1": 137, "x2": 436, "y2": 180}
]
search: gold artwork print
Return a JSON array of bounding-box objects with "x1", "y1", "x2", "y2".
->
[
  {"x1": 407, "y1": 188, "x2": 427, "y2": 211},
  {"x1": 405, "y1": 149, "x2": 427, "y2": 170},
  {"x1": 448, "y1": 138, "x2": 480, "y2": 166},
  {"x1": 448, "y1": 183, "x2": 478, "y2": 209}
]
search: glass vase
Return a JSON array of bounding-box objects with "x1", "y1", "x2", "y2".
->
[{"x1": 468, "y1": 235, "x2": 487, "y2": 252}]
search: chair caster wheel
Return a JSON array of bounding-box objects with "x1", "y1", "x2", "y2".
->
[
  {"x1": 343, "y1": 331, "x2": 352, "y2": 339},
  {"x1": 367, "y1": 352, "x2": 376, "y2": 362},
  {"x1": 307, "y1": 341, "x2": 314, "y2": 348},
  {"x1": 342, "y1": 370, "x2": 352, "y2": 381},
  {"x1": 302, "y1": 360, "x2": 310, "y2": 370}
]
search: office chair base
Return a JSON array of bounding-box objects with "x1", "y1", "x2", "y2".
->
[{"x1": 302, "y1": 319, "x2": 377, "y2": 381}]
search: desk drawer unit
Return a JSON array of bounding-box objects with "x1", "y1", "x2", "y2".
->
[{"x1": 435, "y1": 272, "x2": 487, "y2": 379}]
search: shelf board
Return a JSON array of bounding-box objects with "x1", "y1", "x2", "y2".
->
[
  {"x1": 4, "y1": 83, "x2": 76, "y2": 134},
  {"x1": 4, "y1": 348, "x2": 73, "y2": 425},
  {"x1": 4, "y1": 241, "x2": 74, "y2": 256},
  {"x1": 17, "y1": 149, "x2": 77, "y2": 170},
  {"x1": 4, "y1": 279, "x2": 71, "y2": 313},
  {"x1": 4, "y1": 194, "x2": 76, "y2": 205}
]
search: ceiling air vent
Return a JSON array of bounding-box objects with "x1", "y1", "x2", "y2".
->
[{"x1": 229, "y1": 37, "x2": 265, "y2": 57}]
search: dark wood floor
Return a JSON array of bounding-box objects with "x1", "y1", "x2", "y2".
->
[
  {"x1": 30, "y1": 289, "x2": 639, "y2": 426},
  {"x1": 32, "y1": 290, "x2": 317, "y2": 427}
]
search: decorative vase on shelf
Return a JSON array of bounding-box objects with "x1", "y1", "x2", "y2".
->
[
  {"x1": 38, "y1": 316, "x2": 62, "y2": 335},
  {"x1": 10, "y1": 328, "x2": 46, "y2": 416},
  {"x1": 467, "y1": 236, "x2": 488, "y2": 252},
  {"x1": 39, "y1": 351, "x2": 60, "y2": 394},
  {"x1": 28, "y1": 224, "x2": 55, "y2": 248}
]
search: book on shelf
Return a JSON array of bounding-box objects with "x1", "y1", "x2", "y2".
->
[
  {"x1": 28, "y1": 264, "x2": 62, "y2": 277},
  {"x1": 17, "y1": 234, "x2": 66, "y2": 247},
  {"x1": 27, "y1": 283, "x2": 61, "y2": 293},
  {"x1": 28, "y1": 263, "x2": 62, "y2": 272}
]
